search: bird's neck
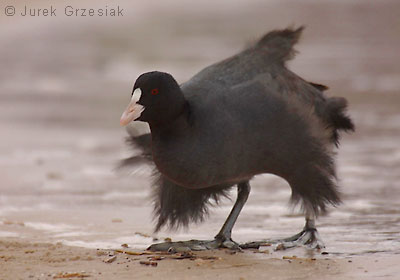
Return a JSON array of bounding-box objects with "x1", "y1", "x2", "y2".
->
[
  {"x1": 149, "y1": 102, "x2": 192, "y2": 141},
  {"x1": 149, "y1": 105, "x2": 193, "y2": 185}
]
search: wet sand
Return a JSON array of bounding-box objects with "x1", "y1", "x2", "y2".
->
[
  {"x1": 2, "y1": 238, "x2": 400, "y2": 280},
  {"x1": 1, "y1": 0, "x2": 400, "y2": 279}
]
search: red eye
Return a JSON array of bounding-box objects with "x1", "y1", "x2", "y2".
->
[{"x1": 151, "y1": 88, "x2": 159, "y2": 95}]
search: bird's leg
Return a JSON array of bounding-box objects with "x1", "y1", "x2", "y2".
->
[
  {"x1": 147, "y1": 182, "x2": 250, "y2": 252},
  {"x1": 240, "y1": 212, "x2": 325, "y2": 250},
  {"x1": 213, "y1": 181, "x2": 250, "y2": 249}
]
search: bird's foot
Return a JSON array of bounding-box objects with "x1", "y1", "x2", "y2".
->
[
  {"x1": 240, "y1": 228, "x2": 325, "y2": 250},
  {"x1": 275, "y1": 227, "x2": 325, "y2": 250},
  {"x1": 147, "y1": 237, "x2": 241, "y2": 252}
]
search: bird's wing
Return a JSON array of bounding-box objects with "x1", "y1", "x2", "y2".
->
[
  {"x1": 183, "y1": 27, "x2": 328, "y2": 113},
  {"x1": 185, "y1": 27, "x2": 304, "y2": 90},
  {"x1": 183, "y1": 27, "x2": 353, "y2": 144}
]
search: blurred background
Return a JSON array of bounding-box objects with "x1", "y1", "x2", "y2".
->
[{"x1": 0, "y1": 0, "x2": 399, "y2": 256}]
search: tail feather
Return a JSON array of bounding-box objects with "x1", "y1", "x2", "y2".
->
[
  {"x1": 309, "y1": 82, "x2": 329, "y2": 92},
  {"x1": 326, "y1": 97, "x2": 355, "y2": 146}
]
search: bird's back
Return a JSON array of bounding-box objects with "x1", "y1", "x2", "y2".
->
[
  {"x1": 182, "y1": 26, "x2": 353, "y2": 146},
  {"x1": 184, "y1": 27, "x2": 304, "y2": 90}
]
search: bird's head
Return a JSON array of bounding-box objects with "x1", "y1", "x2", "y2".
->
[{"x1": 120, "y1": 71, "x2": 186, "y2": 127}]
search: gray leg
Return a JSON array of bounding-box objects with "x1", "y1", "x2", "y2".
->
[
  {"x1": 215, "y1": 182, "x2": 250, "y2": 244},
  {"x1": 147, "y1": 182, "x2": 250, "y2": 252}
]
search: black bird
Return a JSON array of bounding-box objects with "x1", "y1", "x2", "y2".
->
[{"x1": 119, "y1": 27, "x2": 354, "y2": 251}]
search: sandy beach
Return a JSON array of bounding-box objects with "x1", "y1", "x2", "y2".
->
[{"x1": 2, "y1": 238, "x2": 400, "y2": 280}]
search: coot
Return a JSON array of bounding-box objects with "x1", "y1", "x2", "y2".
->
[{"x1": 120, "y1": 27, "x2": 354, "y2": 251}]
